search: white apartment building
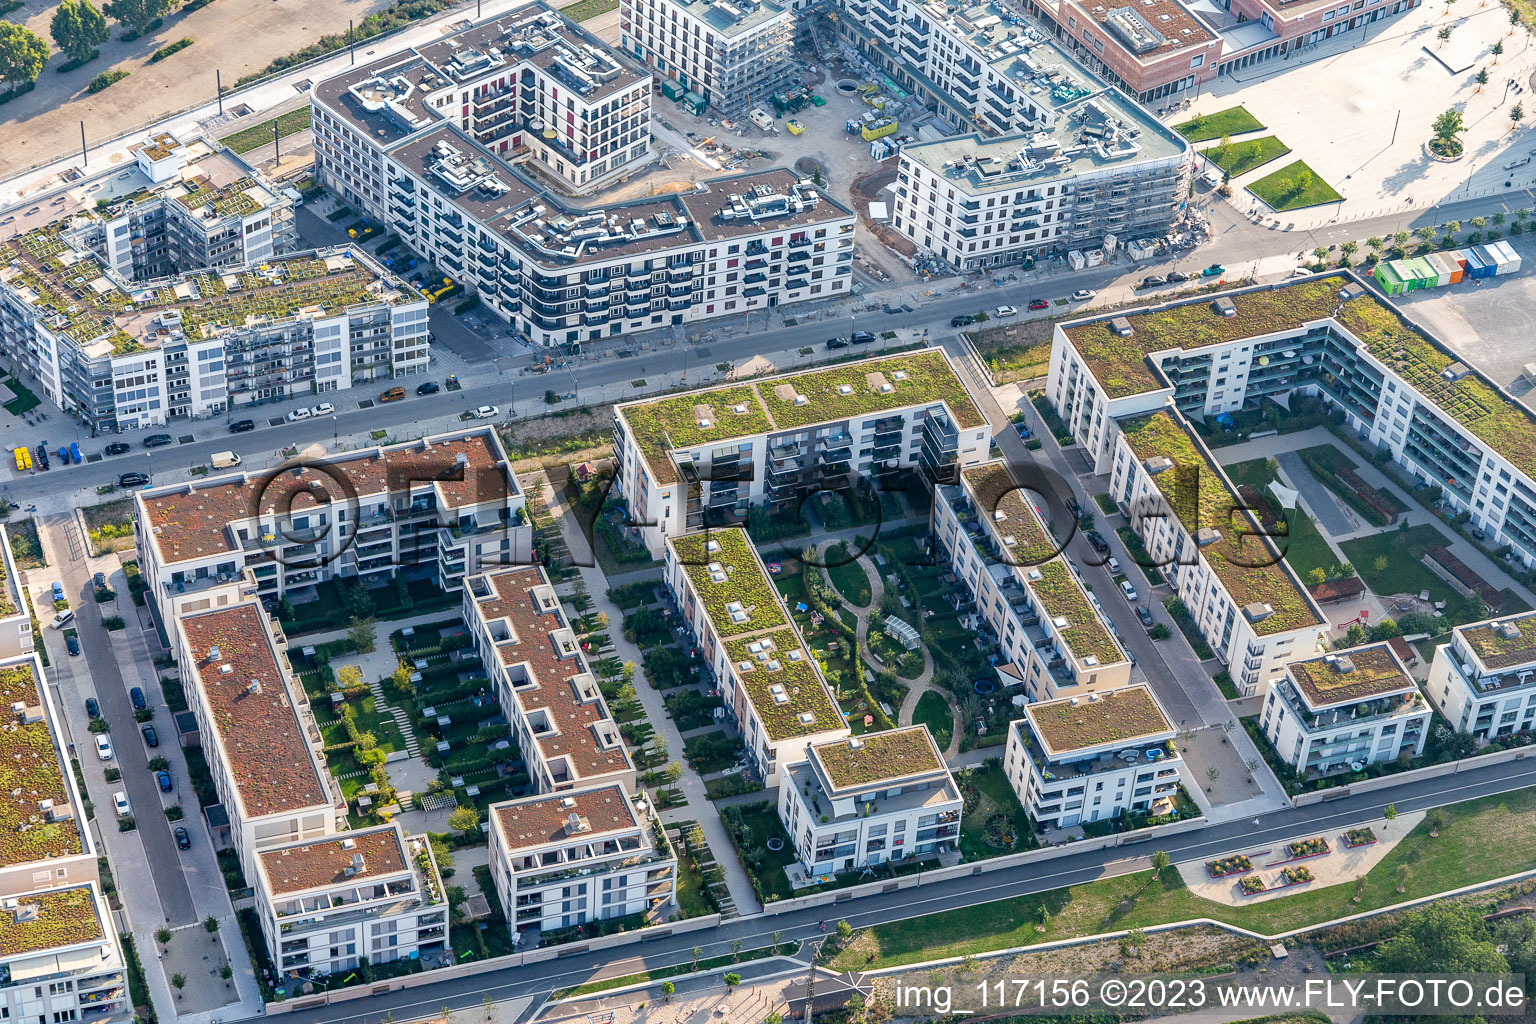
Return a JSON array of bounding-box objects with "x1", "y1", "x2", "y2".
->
[
  {"x1": 665, "y1": 528, "x2": 850, "y2": 783},
  {"x1": 1259, "y1": 644, "x2": 1428, "y2": 778},
  {"x1": 1002, "y1": 684, "x2": 1184, "y2": 828},
  {"x1": 0, "y1": 885, "x2": 129, "y2": 1024},
  {"x1": 1428, "y1": 611, "x2": 1536, "y2": 742},
  {"x1": 613, "y1": 349, "x2": 990, "y2": 557},
  {"x1": 133, "y1": 428, "x2": 530, "y2": 629},
  {"x1": 0, "y1": 237, "x2": 427, "y2": 432},
  {"x1": 620, "y1": 0, "x2": 792, "y2": 115},
  {"x1": 1050, "y1": 273, "x2": 1536, "y2": 571},
  {"x1": 170, "y1": 601, "x2": 345, "y2": 884},
  {"x1": 487, "y1": 785, "x2": 676, "y2": 937},
  {"x1": 312, "y1": 5, "x2": 653, "y2": 200},
  {"x1": 463, "y1": 566, "x2": 636, "y2": 795},
  {"x1": 932, "y1": 462, "x2": 1131, "y2": 701},
  {"x1": 778, "y1": 726, "x2": 961, "y2": 875},
  {"x1": 0, "y1": 527, "x2": 33, "y2": 661},
  {"x1": 254, "y1": 823, "x2": 448, "y2": 977}
]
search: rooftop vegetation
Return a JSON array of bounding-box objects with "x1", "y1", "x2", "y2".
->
[
  {"x1": 0, "y1": 887, "x2": 102, "y2": 957},
  {"x1": 813, "y1": 727, "x2": 942, "y2": 789},
  {"x1": 963, "y1": 463, "x2": 1055, "y2": 566},
  {"x1": 174, "y1": 175, "x2": 264, "y2": 218},
  {"x1": 671, "y1": 529, "x2": 787, "y2": 637},
  {"x1": 1459, "y1": 613, "x2": 1536, "y2": 669},
  {"x1": 1027, "y1": 686, "x2": 1170, "y2": 753},
  {"x1": 0, "y1": 666, "x2": 79, "y2": 867},
  {"x1": 760, "y1": 350, "x2": 984, "y2": 430},
  {"x1": 724, "y1": 628, "x2": 840, "y2": 741},
  {"x1": 1288, "y1": 643, "x2": 1412, "y2": 708},
  {"x1": 1027, "y1": 560, "x2": 1124, "y2": 666},
  {"x1": 620, "y1": 385, "x2": 773, "y2": 485}
]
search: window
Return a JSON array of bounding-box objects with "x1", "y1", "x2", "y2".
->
[{"x1": 1191, "y1": 53, "x2": 1204, "y2": 68}]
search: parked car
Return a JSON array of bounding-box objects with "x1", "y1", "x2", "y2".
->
[
  {"x1": 129, "y1": 686, "x2": 146, "y2": 711},
  {"x1": 141, "y1": 724, "x2": 159, "y2": 748},
  {"x1": 851, "y1": 330, "x2": 876, "y2": 344},
  {"x1": 228, "y1": 419, "x2": 256, "y2": 433},
  {"x1": 104, "y1": 442, "x2": 131, "y2": 456},
  {"x1": 174, "y1": 826, "x2": 191, "y2": 850},
  {"x1": 1071, "y1": 288, "x2": 1096, "y2": 301},
  {"x1": 1140, "y1": 275, "x2": 1166, "y2": 288},
  {"x1": 379, "y1": 387, "x2": 406, "y2": 403},
  {"x1": 1107, "y1": 556, "x2": 1122, "y2": 575},
  {"x1": 118, "y1": 472, "x2": 149, "y2": 487},
  {"x1": 416, "y1": 381, "x2": 441, "y2": 396},
  {"x1": 286, "y1": 407, "x2": 311, "y2": 422},
  {"x1": 156, "y1": 770, "x2": 172, "y2": 793},
  {"x1": 1137, "y1": 605, "x2": 1156, "y2": 628},
  {"x1": 1066, "y1": 498, "x2": 1084, "y2": 520},
  {"x1": 1085, "y1": 529, "x2": 1109, "y2": 554},
  {"x1": 950, "y1": 314, "x2": 976, "y2": 327},
  {"x1": 1120, "y1": 579, "x2": 1139, "y2": 602},
  {"x1": 92, "y1": 572, "x2": 106, "y2": 589},
  {"x1": 474, "y1": 405, "x2": 500, "y2": 419},
  {"x1": 1027, "y1": 298, "x2": 1050, "y2": 311},
  {"x1": 94, "y1": 735, "x2": 113, "y2": 761},
  {"x1": 65, "y1": 633, "x2": 80, "y2": 657},
  {"x1": 825, "y1": 337, "x2": 849, "y2": 349},
  {"x1": 112, "y1": 792, "x2": 131, "y2": 818},
  {"x1": 1014, "y1": 422, "x2": 1032, "y2": 439},
  {"x1": 995, "y1": 305, "x2": 1018, "y2": 317},
  {"x1": 1202, "y1": 264, "x2": 1226, "y2": 277},
  {"x1": 84, "y1": 697, "x2": 100, "y2": 719},
  {"x1": 50, "y1": 581, "x2": 64, "y2": 603},
  {"x1": 310, "y1": 402, "x2": 335, "y2": 417},
  {"x1": 50, "y1": 610, "x2": 74, "y2": 629},
  {"x1": 1167, "y1": 270, "x2": 1190, "y2": 283},
  {"x1": 143, "y1": 433, "x2": 173, "y2": 448}
]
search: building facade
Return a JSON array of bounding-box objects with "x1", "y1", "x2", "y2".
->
[
  {"x1": 0, "y1": 527, "x2": 32, "y2": 661},
  {"x1": 613, "y1": 349, "x2": 990, "y2": 557},
  {"x1": 1427, "y1": 612, "x2": 1536, "y2": 742},
  {"x1": 1260, "y1": 644, "x2": 1428, "y2": 777},
  {"x1": 620, "y1": 0, "x2": 793, "y2": 114},
  {"x1": 0, "y1": 885, "x2": 128, "y2": 1024},
  {"x1": 487, "y1": 785, "x2": 675, "y2": 937},
  {"x1": 778, "y1": 727, "x2": 961, "y2": 875},
  {"x1": 1002, "y1": 684, "x2": 1184, "y2": 828}
]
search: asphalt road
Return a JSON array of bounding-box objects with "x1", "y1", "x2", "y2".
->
[{"x1": 273, "y1": 753, "x2": 1536, "y2": 1024}]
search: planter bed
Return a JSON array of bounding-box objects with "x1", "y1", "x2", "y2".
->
[
  {"x1": 1238, "y1": 874, "x2": 1266, "y2": 896},
  {"x1": 1284, "y1": 837, "x2": 1330, "y2": 860},
  {"x1": 1206, "y1": 854, "x2": 1253, "y2": 878},
  {"x1": 1343, "y1": 827, "x2": 1377, "y2": 848},
  {"x1": 1279, "y1": 864, "x2": 1315, "y2": 886}
]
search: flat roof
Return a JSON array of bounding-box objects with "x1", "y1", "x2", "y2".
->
[
  {"x1": 312, "y1": 53, "x2": 447, "y2": 148},
  {"x1": 491, "y1": 783, "x2": 638, "y2": 853},
  {"x1": 1025, "y1": 683, "x2": 1172, "y2": 755},
  {"x1": 139, "y1": 429, "x2": 512, "y2": 564},
  {"x1": 670, "y1": 528, "x2": 788, "y2": 638},
  {"x1": 810, "y1": 726, "x2": 945, "y2": 791},
  {"x1": 1119, "y1": 409, "x2": 1321, "y2": 636},
  {"x1": 0, "y1": 660, "x2": 80, "y2": 868},
  {"x1": 618, "y1": 348, "x2": 981, "y2": 485},
  {"x1": 0, "y1": 886, "x2": 104, "y2": 960},
  {"x1": 1286, "y1": 643, "x2": 1414, "y2": 709},
  {"x1": 658, "y1": 0, "x2": 791, "y2": 36},
  {"x1": 177, "y1": 602, "x2": 329, "y2": 819},
  {"x1": 1070, "y1": 0, "x2": 1215, "y2": 61},
  {"x1": 1457, "y1": 611, "x2": 1536, "y2": 670},
  {"x1": 258, "y1": 824, "x2": 409, "y2": 896},
  {"x1": 724, "y1": 627, "x2": 841, "y2": 741},
  {"x1": 470, "y1": 567, "x2": 633, "y2": 782},
  {"x1": 961, "y1": 463, "x2": 1055, "y2": 565}
]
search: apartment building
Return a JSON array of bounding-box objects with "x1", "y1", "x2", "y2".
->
[
  {"x1": 133, "y1": 428, "x2": 530, "y2": 627},
  {"x1": 1427, "y1": 611, "x2": 1536, "y2": 742},
  {"x1": 1050, "y1": 273, "x2": 1536, "y2": 573},
  {"x1": 254, "y1": 823, "x2": 448, "y2": 976},
  {"x1": 0, "y1": 234, "x2": 427, "y2": 431},
  {"x1": 464, "y1": 566, "x2": 636, "y2": 795},
  {"x1": 0, "y1": 527, "x2": 32, "y2": 660},
  {"x1": 620, "y1": 0, "x2": 792, "y2": 115},
  {"x1": 170, "y1": 601, "x2": 345, "y2": 884},
  {"x1": 778, "y1": 726, "x2": 961, "y2": 875},
  {"x1": 664, "y1": 528, "x2": 850, "y2": 782},
  {"x1": 932, "y1": 463, "x2": 1131, "y2": 701},
  {"x1": 487, "y1": 785, "x2": 676, "y2": 936},
  {"x1": 0, "y1": 885, "x2": 129, "y2": 1024},
  {"x1": 312, "y1": 5, "x2": 653, "y2": 199},
  {"x1": 612, "y1": 349, "x2": 990, "y2": 557},
  {"x1": 1260, "y1": 644, "x2": 1427, "y2": 778},
  {"x1": 1002, "y1": 684, "x2": 1184, "y2": 827}
]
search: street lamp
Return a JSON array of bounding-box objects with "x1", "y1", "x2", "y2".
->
[{"x1": 332, "y1": 414, "x2": 338, "y2": 447}]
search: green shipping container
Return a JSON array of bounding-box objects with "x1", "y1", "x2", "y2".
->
[{"x1": 661, "y1": 79, "x2": 685, "y2": 100}]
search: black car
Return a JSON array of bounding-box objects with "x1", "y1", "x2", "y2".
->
[
  {"x1": 1086, "y1": 529, "x2": 1110, "y2": 554},
  {"x1": 84, "y1": 697, "x2": 100, "y2": 719},
  {"x1": 950, "y1": 315, "x2": 976, "y2": 327},
  {"x1": 416, "y1": 380, "x2": 441, "y2": 396},
  {"x1": 118, "y1": 472, "x2": 149, "y2": 487},
  {"x1": 1066, "y1": 498, "x2": 1084, "y2": 520},
  {"x1": 141, "y1": 724, "x2": 159, "y2": 748},
  {"x1": 825, "y1": 337, "x2": 849, "y2": 349},
  {"x1": 104, "y1": 442, "x2": 131, "y2": 456},
  {"x1": 174, "y1": 826, "x2": 191, "y2": 850},
  {"x1": 1167, "y1": 270, "x2": 1190, "y2": 283},
  {"x1": 228, "y1": 419, "x2": 256, "y2": 433},
  {"x1": 93, "y1": 571, "x2": 106, "y2": 589},
  {"x1": 65, "y1": 633, "x2": 80, "y2": 657},
  {"x1": 129, "y1": 686, "x2": 146, "y2": 711},
  {"x1": 1137, "y1": 605, "x2": 1155, "y2": 628},
  {"x1": 1140, "y1": 275, "x2": 1166, "y2": 288},
  {"x1": 851, "y1": 331, "x2": 876, "y2": 344},
  {"x1": 142, "y1": 433, "x2": 173, "y2": 448}
]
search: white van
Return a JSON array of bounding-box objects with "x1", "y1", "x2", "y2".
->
[{"x1": 211, "y1": 451, "x2": 242, "y2": 469}]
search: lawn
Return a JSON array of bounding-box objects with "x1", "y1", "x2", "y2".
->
[
  {"x1": 721, "y1": 802, "x2": 799, "y2": 902},
  {"x1": 825, "y1": 543, "x2": 872, "y2": 607},
  {"x1": 2, "y1": 378, "x2": 39, "y2": 415},
  {"x1": 1173, "y1": 106, "x2": 1265, "y2": 143},
  {"x1": 913, "y1": 690, "x2": 954, "y2": 751},
  {"x1": 1340, "y1": 524, "x2": 1525, "y2": 624},
  {"x1": 1223, "y1": 458, "x2": 1341, "y2": 581},
  {"x1": 5, "y1": 518, "x2": 44, "y2": 568},
  {"x1": 559, "y1": 0, "x2": 619, "y2": 20},
  {"x1": 1201, "y1": 135, "x2": 1291, "y2": 178},
  {"x1": 833, "y1": 785, "x2": 1536, "y2": 970},
  {"x1": 957, "y1": 764, "x2": 1036, "y2": 862},
  {"x1": 219, "y1": 108, "x2": 313, "y2": 155},
  {"x1": 1247, "y1": 160, "x2": 1343, "y2": 211}
]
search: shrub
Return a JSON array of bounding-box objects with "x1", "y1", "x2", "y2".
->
[
  {"x1": 149, "y1": 37, "x2": 192, "y2": 62},
  {"x1": 87, "y1": 69, "x2": 129, "y2": 93}
]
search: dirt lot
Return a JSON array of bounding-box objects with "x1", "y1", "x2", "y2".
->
[{"x1": 0, "y1": 0, "x2": 396, "y2": 176}]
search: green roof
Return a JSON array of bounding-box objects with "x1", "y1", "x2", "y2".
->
[
  {"x1": 760, "y1": 349, "x2": 985, "y2": 431},
  {"x1": 1028, "y1": 560, "x2": 1125, "y2": 666},
  {"x1": 724, "y1": 628, "x2": 841, "y2": 741},
  {"x1": 1458, "y1": 613, "x2": 1536, "y2": 670},
  {"x1": 0, "y1": 529, "x2": 16, "y2": 618},
  {"x1": 0, "y1": 226, "x2": 140, "y2": 352},
  {"x1": 1026, "y1": 684, "x2": 1171, "y2": 754},
  {"x1": 620, "y1": 386, "x2": 773, "y2": 486},
  {"x1": 961, "y1": 463, "x2": 1055, "y2": 566},
  {"x1": 670, "y1": 528, "x2": 787, "y2": 638},
  {"x1": 0, "y1": 664, "x2": 80, "y2": 867},
  {"x1": 1287, "y1": 643, "x2": 1413, "y2": 708},
  {"x1": 174, "y1": 175, "x2": 264, "y2": 218},
  {"x1": 0, "y1": 886, "x2": 103, "y2": 959},
  {"x1": 1120, "y1": 410, "x2": 1321, "y2": 636},
  {"x1": 812, "y1": 726, "x2": 944, "y2": 790}
]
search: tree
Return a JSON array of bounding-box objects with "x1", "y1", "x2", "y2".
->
[
  {"x1": 1437, "y1": 23, "x2": 1453, "y2": 41},
  {"x1": 392, "y1": 660, "x2": 415, "y2": 693},
  {"x1": 1036, "y1": 905, "x2": 1051, "y2": 933},
  {"x1": 51, "y1": 0, "x2": 108, "y2": 64},
  {"x1": 1367, "y1": 235, "x2": 1385, "y2": 252},
  {"x1": 766, "y1": 1014, "x2": 783, "y2": 1024},
  {"x1": 1512, "y1": 6, "x2": 1522, "y2": 28},
  {"x1": 1493, "y1": 39, "x2": 1505, "y2": 58},
  {"x1": 1336, "y1": 561, "x2": 1355, "y2": 579},
  {"x1": 1442, "y1": 219, "x2": 1461, "y2": 236},
  {"x1": 103, "y1": 0, "x2": 170, "y2": 33},
  {"x1": 0, "y1": 23, "x2": 49, "y2": 91},
  {"x1": 730, "y1": 937, "x2": 743, "y2": 961},
  {"x1": 1312, "y1": 245, "x2": 1330, "y2": 263},
  {"x1": 836, "y1": 919, "x2": 853, "y2": 943},
  {"x1": 220, "y1": 962, "x2": 234, "y2": 985},
  {"x1": 1341, "y1": 239, "x2": 1359, "y2": 260},
  {"x1": 1373, "y1": 554, "x2": 1389, "y2": 572},
  {"x1": 1151, "y1": 850, "x2": 1170, "y2": 880},
  {"x1": 336, "y1": 664, "x2": 364, "y2": 690},
  {"x1": 1470, "y1": 215, "x2": 1488, "y2": 229},
  {"x1": 1513, "y1": 102, "x2": 1525, "y2": 128},
  {"x1": 1392, "y1": 229, "x2": 1411, "y2": 248},
  {"x1": 1476, "y1": 67, "x2": 1490, "y2": 88},
  {"x1": 1396, "y1": 864, "x2": 1410, "y2": 893},
  {"x1": 483, "y1": 994, "x2": 495, "y2": 1022},
  {"x1": 691, "y1": 945, "x2": 701, "y2": 971},
  {"x1": 1308, "y1": 567, "x2": 1327, "y2": 586},
  {"x1": 770, "y1": 930, "x2": 783, "y2": 956},
  {"x1": 348, "y1": 617, "x2": 377, "y2": 654},
  {"x1": 171, "y1": 973, "x2": 187, "y2": 999},
  {"x1": 204, "y1": 915, "x2": 219, "y2": 936},
  {"x1": 448, "y1": 805, "x2": 480, "y2": 834},
  {"x1": 1374, "y1": 903, "x2": 1508, "y2": 976},
  {"x1": 723, "y1": 973, "x2": 741, "y2": 991},
  {"x1": 662, "y1": 981, "x2": 675, "y2": 1003},
  {"x1": 154, "y1": 927, "x2": 171, "y2": 947},
  {"x1": 1383, "y1": 803, "x2": 1398, "y2": 830}
]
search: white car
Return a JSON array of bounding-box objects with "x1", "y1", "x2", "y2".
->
[
  {"x1": 995, "y1": 305, "x2": 1018, "y2": 317},
  {"x1": 112, "y1": 791, "x2": 131, "y2": 818},
  {"x1": 94, "y1": 734, "x2": 113, "y2": 761},
  {"x1": 474, "y1": 405, "x2": 500, "y2": 419},
  {"x1": 50, "y1": 610, "x2": 74, "y2": 629},
  {"x1": 286, "y1": 408, "x2": 311, "y2": 422},
  {"x1": 1071, "y1": 288, "x2": 1097, "y2": 302},
  {"x1": 1107, "y1": 556, "x2": 1122, "y2": 575},
  {"x1": 1120, "y1": 579, "x2": 1138, "y2": 602},
  {"x1": 310, "y1": 402, "x2": 335, "y2": 417}
]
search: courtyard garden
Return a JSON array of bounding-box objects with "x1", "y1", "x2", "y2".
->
[{"x1": 956, "y1": 762, "x2": 1037, "y2": 862}]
